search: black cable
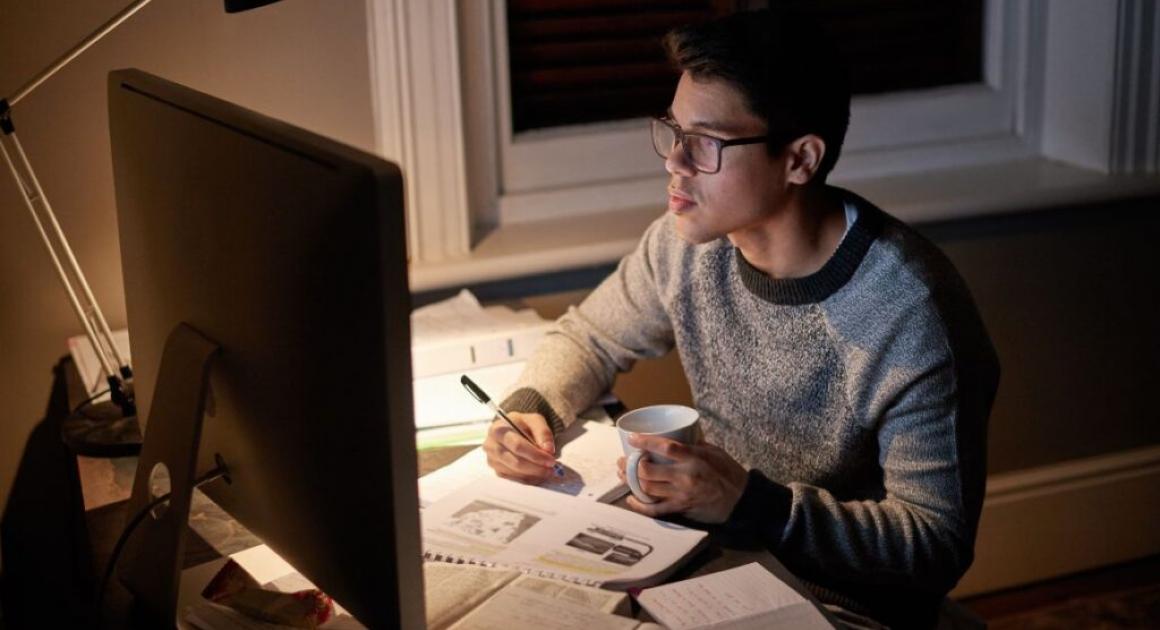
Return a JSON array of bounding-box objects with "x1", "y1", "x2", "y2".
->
[
  {"x1": 95, "y1": 460, "x2": 230, "y2": 616},
  {"x1": 72, "y1": 387, "x2": 111, "y2": 416}
]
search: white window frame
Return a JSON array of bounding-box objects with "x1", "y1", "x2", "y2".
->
[
  {"x1": 471, "y1": 0, "x2": 1035, "y2": 225},
  {"x1": 369, "y1": 0, "x2": 1157, "y2": 270}
]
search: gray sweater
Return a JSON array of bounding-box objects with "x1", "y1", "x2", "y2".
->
[{"x1": 504, "y1": 189, "x2": 999, "y2": 626}]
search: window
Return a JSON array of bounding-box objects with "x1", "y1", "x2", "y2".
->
[
  {"x1": 471, "y1": 0, "x2": 1009, "y2": 226},
  {"x1": 371, "y1": 0, "x2": 1156, "y2": 280}
]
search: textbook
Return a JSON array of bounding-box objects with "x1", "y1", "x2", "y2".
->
[
  {"x1": 423, "y1": 562, "x2": 663, "y2": 630},
  {"x1": 421, "y1": 476, "x2": 708, "y2": 591}
]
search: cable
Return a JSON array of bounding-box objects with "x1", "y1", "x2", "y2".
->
[
  {"x1": 95, "y1": 457, "x2": 231, "y2": 616},
  {"x1": 72, "y1": 387, "x2": 110, "y2": 416}
]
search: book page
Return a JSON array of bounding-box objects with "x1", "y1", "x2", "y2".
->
[
  {"x1": 418, "y1": 415, "x2": 625, "y2": 507},
  {"x1": 447, "y1": 583, "x2": 641, "y2": 630},
  {"x1": 634, "y1": 562, "x2": 833, "y2": 629},
  {"x1": 421, "y1": 476, "x2": 706, "y2": 590},
  {"x1": 423, "y1": 562, "x2": 520, "y2": 630},
  {"x1": 508, "y1": 574, "x2": 629, "y2": 616}
]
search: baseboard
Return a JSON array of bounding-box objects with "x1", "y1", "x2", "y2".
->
[{"x1": 952, "y1": 444, "x2": 1160, "y2": 597}]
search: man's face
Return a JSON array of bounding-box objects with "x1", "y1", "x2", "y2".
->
[{"x1": 664, "y1": 72, "x2": 788, "y2": 245}]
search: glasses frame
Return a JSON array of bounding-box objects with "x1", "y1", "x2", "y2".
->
[{"x1": 650, "y1": 116, "x2": 772, "y2": 174}]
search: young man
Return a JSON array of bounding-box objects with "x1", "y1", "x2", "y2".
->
[{"x1": 482, "y1": 9, "x2": 999, "y2": 628}]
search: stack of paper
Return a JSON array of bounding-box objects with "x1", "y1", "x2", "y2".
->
[{"x1": 411, "y1": 290, "x2": 554, "y2": 448}]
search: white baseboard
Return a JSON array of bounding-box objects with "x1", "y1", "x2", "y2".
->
[{"x1": 952, "y1": 444, "x2": 1160, "y2": 597}]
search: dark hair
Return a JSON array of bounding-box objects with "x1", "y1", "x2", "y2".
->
[{"x1": 664, "y1": 8, "x2": 850, "y2": 183}]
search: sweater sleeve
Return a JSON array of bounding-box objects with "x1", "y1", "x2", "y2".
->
[{"x1": 501, "y1": 218, "x2": 676, "y2": 431}]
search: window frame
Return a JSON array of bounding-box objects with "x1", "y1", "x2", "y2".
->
[
  {"x1": 468, "y1": 0, "x2": 1032, "y2": 225},
  {"x1": 370, "y1": 0, "x2": 1154, "y2": 276}
]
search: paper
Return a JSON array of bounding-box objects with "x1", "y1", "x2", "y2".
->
[
  {"x1": 418, "y1": 414, "x2": 627, "y2": 508},
  {"x1": 413, "y1": 361, "x2": 527, "y2": 430},
  {"x1": 634, "y1": 562, "x2": 833, "y2": 629},
  {"x1": 411, "y1": 289, "x2": 553, "y2": 379},
  {"x1": 446, "y1": 584, "x2": 640, "y2": 630},
  {"x1": 424, "y1": 563, "x2": 520, "y2": 630},
  {"x1": 421, "y1": 476, "x2": 707, "y2": 590}
]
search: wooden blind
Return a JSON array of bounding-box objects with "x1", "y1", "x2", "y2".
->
[
  {"x1": 506, "y1": 0, "x2": 738, "y2": 132},
  {"x1": 507, "y1": 0, "x2": 983, "y2": 132}
]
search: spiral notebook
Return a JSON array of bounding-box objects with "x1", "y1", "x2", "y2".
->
[{"x1": 420, "y1": 476, "x2": 708, "y2": 590}]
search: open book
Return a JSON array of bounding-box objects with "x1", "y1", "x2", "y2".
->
[
  {"x1": 424, "y1": 562, "x2": 663, "y2": 630},
  {"x1": 419, "y1": 416, "x2": 628, "y2": 507},
  {"x1": 422, "y1": 476, "x2": 708, "y2": 590}
]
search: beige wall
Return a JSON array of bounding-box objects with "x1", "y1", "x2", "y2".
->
[{"x1": 0, "y1": 0, "x2": 377, "y2": 552}]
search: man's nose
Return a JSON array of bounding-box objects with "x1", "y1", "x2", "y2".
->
[{"x1": 664, "y1": 142, "x2": 697, "y2": 177}]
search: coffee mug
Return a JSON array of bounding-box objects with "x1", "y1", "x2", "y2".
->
[{"x1": 616, "y1": 404, "x2": 701, "y2": 504}]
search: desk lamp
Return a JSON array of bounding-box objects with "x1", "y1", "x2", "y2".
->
[{"x1": 0, "y1": 0, "x2": 284, "y2": 457}]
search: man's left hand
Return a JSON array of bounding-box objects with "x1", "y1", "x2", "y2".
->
[{"x1": 617, "y1": 434, "x2": 749, "y2": 523}]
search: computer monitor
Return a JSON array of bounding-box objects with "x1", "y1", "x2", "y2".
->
[{"x1": 108, "y1": 68, "x2": 423, "y2": 627}]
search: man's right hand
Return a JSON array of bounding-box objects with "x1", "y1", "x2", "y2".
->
[{"x1": 482, "y1": 411, "x2": 557, "y2": 484}]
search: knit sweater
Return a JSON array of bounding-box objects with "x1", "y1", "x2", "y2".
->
[{"x1": 503, "y1": 188, "x2": 999, "y2": 627}]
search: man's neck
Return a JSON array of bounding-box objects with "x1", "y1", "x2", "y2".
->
[{"x1": 729, "y1": 186, "x2": 847, "y2": 280}]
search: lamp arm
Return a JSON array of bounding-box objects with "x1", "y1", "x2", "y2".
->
[
  {"x1": 0, "y1": 0, "x2": 157, "y2": 399},
  {"x1": 0, "y1": 131, "x2": 132, "y2": 392},
  {"x1": 5, "y1": 0, "x2": 156, "y2": 108}
]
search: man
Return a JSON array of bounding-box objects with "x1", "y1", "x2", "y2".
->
[{"x1": 482, "y1": 8, "x2": 999, "y2": 628}]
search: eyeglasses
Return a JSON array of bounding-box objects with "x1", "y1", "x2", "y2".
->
[{"x1": 650, "y1": 117, "x2": 771, "y2": 174}]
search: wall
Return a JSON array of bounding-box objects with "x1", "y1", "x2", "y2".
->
[{"x1": 0, "y1": 0, "x2": 377, "y2": 567}]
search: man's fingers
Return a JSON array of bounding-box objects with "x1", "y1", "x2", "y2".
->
[
  {"x1": 489, "y1": 444, "x2": 552, "y2": 482},
  {"x1": 626, "y1": 494, "x2": 682, "y2": 517},
  {"x1": 512, "y1": 411, "x2": 556, "y2": 455},
  {"x1": 627, "y1": 435, "x2": 693, "y2": 461},
  {"x1": 500, "y1": 427, "x2": 556, "y2": 468}
]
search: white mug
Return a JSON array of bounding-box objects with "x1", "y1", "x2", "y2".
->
[{"x1": 616, "y1": 404, "x2": 700, "y2": 504}]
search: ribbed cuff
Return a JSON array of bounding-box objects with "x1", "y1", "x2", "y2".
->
[
  {"x1": 500, "y1": 387, "x2": 568, "y2": 435},
  {"x1": 720, "y1": 469, "x2": 793, "y2": 548}
]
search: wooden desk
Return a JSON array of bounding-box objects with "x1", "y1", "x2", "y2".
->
[{"x1": 3, "y1": 359, "x2": 832, "y2": 628}]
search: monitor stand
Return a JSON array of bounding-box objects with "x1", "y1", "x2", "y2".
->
[{"x1": 117, "y1": 323, "x2": 221, "y2": 626}]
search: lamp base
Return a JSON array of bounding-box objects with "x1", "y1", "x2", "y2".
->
[{"x1": 61, "y1": 401, "x2": 142, "y2": 457}]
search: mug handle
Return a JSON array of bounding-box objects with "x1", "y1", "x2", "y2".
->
[{"x1": 626, "y1": 450, "x2": 657, "y2": 504}]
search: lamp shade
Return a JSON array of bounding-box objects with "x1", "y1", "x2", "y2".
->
[{"x1": 224, "y1": 0, "x2": 283, "y2": 13}]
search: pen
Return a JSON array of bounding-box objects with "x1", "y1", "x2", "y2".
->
[{"x1": 460, "y1": 374, "x2": 565, "y2": 477}]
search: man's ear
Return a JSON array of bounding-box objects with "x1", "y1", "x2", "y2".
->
[{"x1": 784, "y1": 134, "x2": 826, "y2": 185}]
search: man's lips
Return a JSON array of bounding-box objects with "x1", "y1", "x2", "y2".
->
[{"x1": 668, "y1": 189, "x2": 695, "y2": 213}]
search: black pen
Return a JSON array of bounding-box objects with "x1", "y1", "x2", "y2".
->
[{"x1": 460, "y1": 374, "x2": 564, "y2": 477}]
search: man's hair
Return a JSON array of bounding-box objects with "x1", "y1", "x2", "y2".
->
[{"x1": 663, "y1": 8, "x2": 851, "y2": 184}]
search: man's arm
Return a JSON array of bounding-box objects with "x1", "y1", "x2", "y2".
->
[
  {"x1": 484, "y1": 218, "x2": 678, "y2": 481},
  {"x1": 501, "y1": 217, "x2": 677, "y2": 431}
]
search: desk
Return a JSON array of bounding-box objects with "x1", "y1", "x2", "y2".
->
[{"x1": 0, "y1": 358, "x2": 834, "y2": 628}]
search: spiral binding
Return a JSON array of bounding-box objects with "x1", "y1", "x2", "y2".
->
[{"x1": 424, "y1": 549, "x2": 604, "y2": 587}]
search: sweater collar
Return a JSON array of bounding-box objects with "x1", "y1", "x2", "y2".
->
[{"x1": 735, "y1": 190, "x2": 883, "y2": 306}]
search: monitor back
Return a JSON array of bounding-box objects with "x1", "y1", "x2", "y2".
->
[{"x1": 108, "y1": 68, "x2": 422, "y2": 628}]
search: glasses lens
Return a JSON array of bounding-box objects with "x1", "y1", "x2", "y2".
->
[
  {"x1": 651, "y1": 119, "x2": 678, "y2": 159},
  {"x1": 684, "y1": 135, "x2": 720, "y2": 173}
]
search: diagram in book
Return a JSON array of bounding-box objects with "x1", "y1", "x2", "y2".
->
[
  {"x1": 446, "y1": 501, "x2": 541, "y2": 544},
  {"x1": 565, "y1": 526, "x2": 654, "y2": 566}
]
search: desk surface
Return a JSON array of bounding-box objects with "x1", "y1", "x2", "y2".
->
[{"x1": 66, "y1": 359, "x2": 834, "y2": 628}]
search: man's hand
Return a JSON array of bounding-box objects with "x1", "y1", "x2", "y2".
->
[
  {"x1": 617, "y1": 434, "x2": 748, "y2": 523},
  {"x1": 482, "y1": 411, "x2": 557, "y2": 484}
]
